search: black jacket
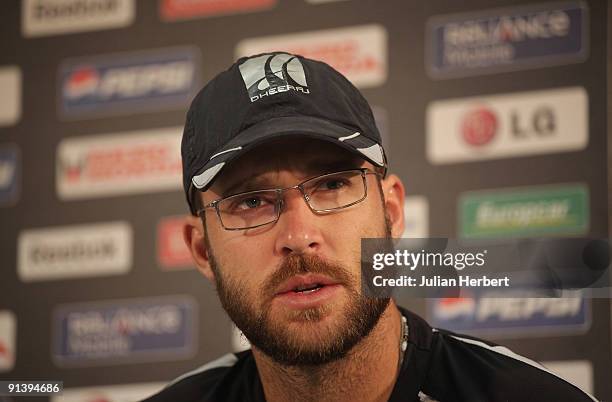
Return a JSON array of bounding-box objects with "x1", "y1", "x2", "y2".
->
[{"x1": 142, "y1": 307, "x2": 597, "y2": 402}]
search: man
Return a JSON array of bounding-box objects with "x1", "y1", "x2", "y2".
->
[{"x1": 143, "y1": 52, "x2": 597, "y2": 402}]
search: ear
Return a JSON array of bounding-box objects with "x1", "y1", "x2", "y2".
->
[
  {"x1": 380, "y1": 174, "x2": 406, "y2": 238},
  {"x1": 183, "y1": 214, "x2": 216, "y2": 283}
]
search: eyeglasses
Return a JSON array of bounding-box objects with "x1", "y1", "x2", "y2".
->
[{"x1": 197, "y1": 168, "x2": 381, "y2": 230}]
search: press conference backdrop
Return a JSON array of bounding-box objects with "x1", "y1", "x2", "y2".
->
[{"x1": 0, "y1": 0, "x2": 610, "y2": 400}]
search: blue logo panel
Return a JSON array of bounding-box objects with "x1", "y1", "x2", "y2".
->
[
  {"x1": 53, "y1": 296, "x2": 197, "y2": 366},
  {"x1": 0, "y1": 145, "x2": 19, "y2": 206},
  {"x1": 59, "y1": 47, "x2": 201, "y2": 118},
  {"x1": 427, "y1": 296, "x2": 590, "y2": 337},
  {"x1": 427, "y1": 2, "x2": 588, "y2": 78}
]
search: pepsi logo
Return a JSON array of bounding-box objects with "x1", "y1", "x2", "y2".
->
[
  {"x1": 64, "y1": 66, "x2": 100, "y2": 99},
  {"x1": 433, "y1": 297, "x2": 475, "y2": 320}
]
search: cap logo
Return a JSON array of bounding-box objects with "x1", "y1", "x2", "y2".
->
[{"x1": 239, "y1": 53, "x2": 310, "y2": 102}]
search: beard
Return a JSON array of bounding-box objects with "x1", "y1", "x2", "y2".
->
[{"x1": 204, "y1": 210, "x2": 393, "y2": 367}]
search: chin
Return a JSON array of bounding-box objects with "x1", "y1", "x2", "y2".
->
[
  {"x1": 277, "y1": 297, "x2": 345, "y2": 324},
  {"x1": 280, "y1": 304, "x2": 350, "y2": 339}
]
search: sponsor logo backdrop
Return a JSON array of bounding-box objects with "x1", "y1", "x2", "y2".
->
[{"x1": 0, "y1": 0, "x2": 609, "y2": 400}]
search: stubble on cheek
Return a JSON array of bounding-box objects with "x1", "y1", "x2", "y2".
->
[{"x1": 213, "y1": 251, "x2": 356, "y2": 323}]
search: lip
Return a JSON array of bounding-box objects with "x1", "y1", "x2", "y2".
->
[
  {"x1": 274, "y1": 274, "x2": 340, "y2": 295},
  {"x1": 273, "y1": 274, "x2": 343, "y2": 310}
]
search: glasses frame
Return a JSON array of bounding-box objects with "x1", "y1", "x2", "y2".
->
[{"x1": 196, "y1": 168, "x2": 381, "y2": 231}]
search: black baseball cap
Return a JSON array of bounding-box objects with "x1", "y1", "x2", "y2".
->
[{"x1": 182, "y1": 51, "x2": 387, "y2": 215}]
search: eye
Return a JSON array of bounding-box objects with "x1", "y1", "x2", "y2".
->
[
  {"x1": 241, "y1": 197, "x2": 263, "y2": 209},
  {"x1": 233, "y1": 196, "x2": 267, "y2": 211},
  {"x1": 317, "y1": 177, "x2": 350, "y2": 191},
  {"x1": 323, "y1": 179, "x2": 345, "y2": 190},
  {"x1": 225, "y1": 192, "x2": 277, "y2": 213}
]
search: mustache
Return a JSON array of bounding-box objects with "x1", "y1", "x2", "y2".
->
[{"x1": 263, "y1": 253, "x2": 355, "y2": 299}]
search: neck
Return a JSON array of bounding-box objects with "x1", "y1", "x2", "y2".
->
[{"x1": 252, "y1": 301, "x2": 403, "y2": 402}]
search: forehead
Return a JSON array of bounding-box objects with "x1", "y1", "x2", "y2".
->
[{"x1": 209, "y1": 137, "x2": 366, "y2": 192}]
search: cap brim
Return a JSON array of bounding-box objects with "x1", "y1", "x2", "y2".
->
[{"x1": 190, "y1": 116, "x2": 386, "y2": 193}]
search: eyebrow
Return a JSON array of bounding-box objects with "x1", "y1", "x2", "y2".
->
[{"x1": 219, "y1": 157, "x2": 363, "y2": 197}]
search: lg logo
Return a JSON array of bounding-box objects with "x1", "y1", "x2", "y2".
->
[
  {"x1": 461, "y1": 105, "x2": 556, "y2": 146},
  {"x1": 511, "y1": 106, "x2": 555, "y2": 138},
  {"x1": 461, "y1": 108, "x2": 497, "y2": 146}
]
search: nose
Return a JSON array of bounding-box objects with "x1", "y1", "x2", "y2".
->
[{"x1": 273, "y1": 187, "x2": 323, "y2": 257}]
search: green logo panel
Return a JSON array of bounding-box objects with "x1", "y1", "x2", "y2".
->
[{"x1": 460, "y1": 184, "x2": 589, "y2": 238}]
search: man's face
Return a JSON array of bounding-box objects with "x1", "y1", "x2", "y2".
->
[{"x1": 198, "y1": 138, "x2": 394, "y2": 366}]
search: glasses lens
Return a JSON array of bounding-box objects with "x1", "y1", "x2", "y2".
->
[
  {"x1": 217, "y1": 190, "x2": 280, "y2": 229},
  {"x1": 304, "y1": 170, "x2": 366, "y2": 211}
]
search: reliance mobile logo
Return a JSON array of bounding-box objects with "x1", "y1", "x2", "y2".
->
[
  {"x1": 53, "y1": 296, "x2": 196, "y2": 366},
  {"x1": 59, "y1": 47, "x2": 201, "y2": 119},
  {"x1": 427, "y1": 1, "x2": 588, "y2": 78},
  {"x1": 428, "y1": 296, "x2": 590, "y2": 336},
  {"x1": 239, "y1": 53, "x2": 309, "y2": 102},
  {"x1": 50, "y1": 382, "x2": 166, "y2": 402},
  {"x1": 236, "y1": 24, "x2": 387, "y2": 88},
  {"x1": 22, "y1": 0, "x2": 135, "y2": 37}
]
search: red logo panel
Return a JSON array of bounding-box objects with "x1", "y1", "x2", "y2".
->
[{"x1": 161, "y1": 0, "x2": 277, "y2": 21}]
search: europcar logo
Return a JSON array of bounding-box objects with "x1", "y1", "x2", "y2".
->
[
  {"x1": 53, "y1": 296, "x2": 197, "y2": 366},
  {"x1": 59, "y1": 47, "x2": 200, "y2": 119},
  {"x1": 22, "y1": 0, "x2": 135, "y2": 37},
  {"x1": 459, "y1": 184, "x2": 589, "y2": 238},
  {"x1": 0, "y1": 311, "x2": 16, "y2": 372},
  {"x1": 50, "y1": 382, "x2": 165, "y2": 402},
  {"x1": 236, "y1": 24, "x2": 387, "y2": 88},
  {"x1": 428, "y1": 296, "x2": 590, "y2": 336},
  {"x1": 426, "y1": 1, "x2": 588, "y2": 78},
  {"x1": 239, "y1": 53, "x2": 309, "y2": 102},
  {"x1": 0, "y1": 145, "x2": 20, "y2": 207}
]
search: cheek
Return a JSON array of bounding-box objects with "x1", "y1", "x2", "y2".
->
[
  {"x1": 322, "y1": 214, "x2": 368, "y2": 261},
  {"x1": 327, "y1": 205, "x2": 385, "y2": 239},
  {"x1": 214, "y1": 238, "x2": 273, "y2": 293}
]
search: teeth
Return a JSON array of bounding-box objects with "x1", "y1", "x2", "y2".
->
[{"x1": 294, "y1": 284, "x2": 321, "y2": 292}]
